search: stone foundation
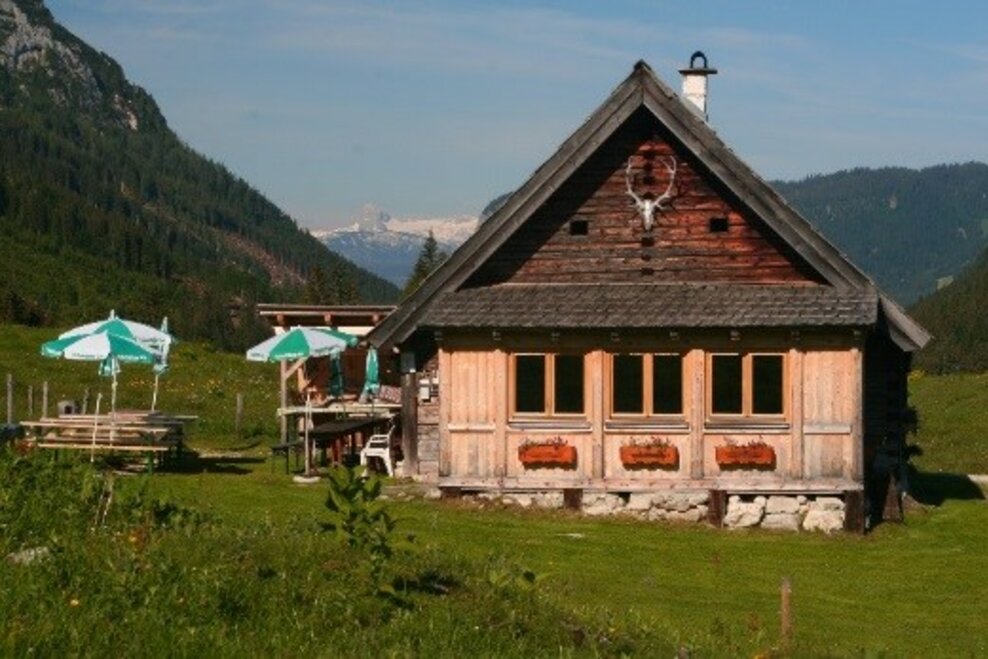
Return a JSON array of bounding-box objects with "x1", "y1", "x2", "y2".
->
[
  {"x1": 724, "y1": 494, "x2": 846, "y2": 533},
  {"x1": 450, "y1": 489, "x2": 850, "y2": 533}
]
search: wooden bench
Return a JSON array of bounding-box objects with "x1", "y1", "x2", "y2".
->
[{"x1": 22, "y1": 418, "x2": 182, "y2": 473}]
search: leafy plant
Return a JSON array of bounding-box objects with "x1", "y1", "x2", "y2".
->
[{"x1": 324, "y1": 465, "x2": 408, "y2": 588}]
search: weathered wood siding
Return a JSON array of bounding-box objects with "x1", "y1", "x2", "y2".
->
[
  {"x1": 436, "y1": 333, "x2": 864, "y2": 490},
  {"x1": 802, "y1": 350, "x2": 856, "y2": 479},
  {"x1": 468, "y1": 110, "x2": 824, "y2": 287}
]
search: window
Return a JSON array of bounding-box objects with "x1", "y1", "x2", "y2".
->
[
  {"x1": 512, "y1": 353, "x2": 584, "y2": 416},
  {"x1": 611, "y1": 353, "x2": 683, "y2": 416},
  {"x1": 708, "y1": 353, "x2": 785, "y2": 418}
]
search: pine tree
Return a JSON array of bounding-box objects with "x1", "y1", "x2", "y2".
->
[
  {"x1": 303, "y1": 265, "x2": 333, "y2": 304},
  {"x1": 402, "y1": 230, "x2": 447, "y2": 299}
]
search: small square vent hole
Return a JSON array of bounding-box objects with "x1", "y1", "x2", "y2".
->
[
  {"x1": 569, "y1": 219, "x2": 589, "y2": 236},
  {"x1": 709, "y1": 217, "x2": 729, "y2": 233}
]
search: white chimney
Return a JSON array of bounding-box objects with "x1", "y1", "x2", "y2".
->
[{"x1": 679, "y1": 51, "x2": 718, "y2": 119}]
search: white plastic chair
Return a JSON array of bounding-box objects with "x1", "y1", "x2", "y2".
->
[{"x1": 360, "y1": 422, "x2": 396, "y2": 476}]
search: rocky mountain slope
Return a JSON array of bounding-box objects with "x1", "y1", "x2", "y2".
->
[
  {"x1": 315, "y1": 205, "x2": 477, "y2": 285},
  {"x1": 0, "y1": 0, "x2": 397, "y2": 348}
]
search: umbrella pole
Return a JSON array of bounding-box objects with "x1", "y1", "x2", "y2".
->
[
  {"x1": 151, "y1": 373, "x2": 159, "y2": 413},
  {"x1": 304, "y1": 393, "x2": 312, "y2": 476},
  {"x1": 91, "y1": 393, "x2": 102, "y2": 463}
]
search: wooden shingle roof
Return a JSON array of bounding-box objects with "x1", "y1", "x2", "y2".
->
[
  {"x1": 423, "y1": 284, "x2": 878, "y2": 330},
  {"x1": 368, "y1": 61, "x2": 930, "y2": 352}
]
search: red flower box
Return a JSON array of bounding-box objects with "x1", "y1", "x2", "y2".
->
[
  {"x1": 619, "y1": 445, "x2": 679, "y2": 469},
  {"x1": 715, "y1": 443, "x2": 775, "y2": 468},
  {"x1": 518, "y1": 443, "x2": 577, "y2": 469}
]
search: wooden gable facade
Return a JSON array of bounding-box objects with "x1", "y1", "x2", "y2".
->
[{"x1": 368, "y1": 61, "x2": 930, "y2": 531}]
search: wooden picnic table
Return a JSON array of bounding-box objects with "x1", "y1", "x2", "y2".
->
[
  {"x1": 21, "y1": 414, "x2": 185, "y2": 473},
  {"x1": 270, "y1": 414, "x2": 391, "y2": 474}
]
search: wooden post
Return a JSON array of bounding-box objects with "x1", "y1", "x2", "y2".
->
[
  {"x1": 5, "y1": 373, "x2": 12, "y2": 424},
  {"x1": 82, "y1": 388, "x2": 90, "y2": 415},
  {"x1": 27, "y1": 385, "x2": 34, "y2": 419},
  {"x1": 780, "y1": 577, "x2": 793, "y2": 649},
  {"x1": 850, "y1": 345, "x2": 864, "y2": 481},
  {"x1": 279, "y1": 361, "x2": 288, "y2": 445},
  {"x1": 590, "y1": 350, "x2": 604, "y2": 480},
  {"x1": 401, "y1": 368, "x2": 419, "y2": 476},
  {"x1": 707, "y1": 489, "x2": 727, "y2": 527},
  {"x1": 42, "y1": 381, "x2": 49, "y2": 419},
  {"x1": 789, "y1": 348, "x2": 804, "y2": 479},
  {"x1": 844, "y1": 490, "x2": 866, "y2": 533},
  {"x1": 689, "y1": 349, "x2": 705, "y2": 479},
  {"x1": 235, "y1": 393, "x2": 244, "y2": 439},
  {"x1": 493, "y1": 349, "x2": 507, "y2": 478}
]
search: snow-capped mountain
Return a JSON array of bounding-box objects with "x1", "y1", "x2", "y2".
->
[{"x1": 315, "y1": 204, "x2": 479, "y2": 285}]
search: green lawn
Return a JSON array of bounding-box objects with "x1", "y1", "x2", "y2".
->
[
  {"x1": 146, "y1": 459, "x2": 985, "y2": 656},
  {"x1": 2, "y1": 323, "x2": 987, "y2": 655},
  {"x1": 910, "y1": 370, "x2": 988, "y2": 474}
]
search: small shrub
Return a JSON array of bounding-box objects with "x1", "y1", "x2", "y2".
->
[{"x1": 324, "y1": 465, "x2": 411, "y2": 588}]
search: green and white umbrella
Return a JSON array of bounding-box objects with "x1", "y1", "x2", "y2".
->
[
  {"x1": 41, "y1": 330, "x2": 158, "y2": 414},
  {"x1": 361, "y1": 347, "x2": 380, "y2": 399},
  {"x1": 150, "y1": 317, "x2": 172, "y2": 412},
  {"x1": 329, "y1": 352, "x2": 344, "y2": 398},
  {"x1": 58, "y1": 310, "x2": 174, "y2": 350},
  {"x1": 246, "y1": 326, "x2": 358, "y2": 477},
  {"x1": 245, "y1": 326, "x2": 356, "y2": 362}
]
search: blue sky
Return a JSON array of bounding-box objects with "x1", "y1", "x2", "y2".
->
[{"x1": 47, "y1": 0, "x2": 988, "y2": 229}]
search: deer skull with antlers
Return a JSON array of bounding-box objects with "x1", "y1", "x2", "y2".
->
[{"x1": 625, "y1": 156, "x2": 677, "y2": 232}]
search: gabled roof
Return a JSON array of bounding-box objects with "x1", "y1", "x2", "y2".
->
[{"x1": 368, "y1": 61, "x2": 930, "y2": 352}]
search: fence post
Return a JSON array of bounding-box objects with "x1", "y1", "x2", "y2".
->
[
  {"x1": 42, "y1": 381, "x2": 49, "y2": 418},
  {"x1": 82, "y1": 387, "x2": 90, "y2": 415},
  {"x1": 27, "y1": 385, "x2": 34, "y2": 419},
  {"x1": 5, "y1": 373, "x2": 12, "y2": 424},
  {"x1": 780, "y1": 576, "x2": 793, "y2": 649},
  {"x1": 235, "y1": 392, "x2": 244, "y2": 438}
]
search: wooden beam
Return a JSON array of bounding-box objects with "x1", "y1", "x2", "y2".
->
[
  {"x1": 689, "y1": 349, "x2": 704, "y2": 478},
  {"x1": 494, "y1": 348, "x2": 508, "y2": 479},
  {"x1": 789, "y1": 348, "x2": 804, "y2": 479},
  {"x1": 279, "y1": 361, "x2": 288, "y2": 445},
  {"x1": 401, "y1": 371, "x2": 419, "y2": 476},
  {"x1": 844, "y1": 489, "x2": 865, "y2": 533},
  {"x1": 850, "y1": 345, "x2": 864, "y2": 482},
  {"x1": 707, "y1": 489, "x2": 727, "y2": 526},
  {"x1": 438, "y1": 347, "x2": 452, "y2": 477},
  {"x1": 590, "y1": 350, "x2": 604, "y2": 480}
]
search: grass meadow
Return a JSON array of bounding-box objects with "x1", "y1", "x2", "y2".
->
[{"x1": 1, "y1": 323, "x2": 986, "y2": 656}]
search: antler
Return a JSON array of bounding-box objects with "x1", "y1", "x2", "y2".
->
[
  {"x1": 625, "y1": 159, "x2": 644, "y2": 207},
  {"x1": 625, "y1": 156, "x2": 677, "y2": 232},
  {"x1": 654, "y1": 156, "x2": 677, "y2": 210}
]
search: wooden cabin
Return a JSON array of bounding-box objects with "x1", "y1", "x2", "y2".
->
[{"x1": 366, "y1": 57, "x2": 930, "y2": 532}]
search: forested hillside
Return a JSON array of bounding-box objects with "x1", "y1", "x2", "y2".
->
[
  {"x1": 775, "y1": 163, "x2": 988, "y2": 305},
  {"x1": 909, "y1": 247, "x2": 988, "y2": 372},
  {"x1": 0, "y1": 0, "x2": 397, "y2": 348}
]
